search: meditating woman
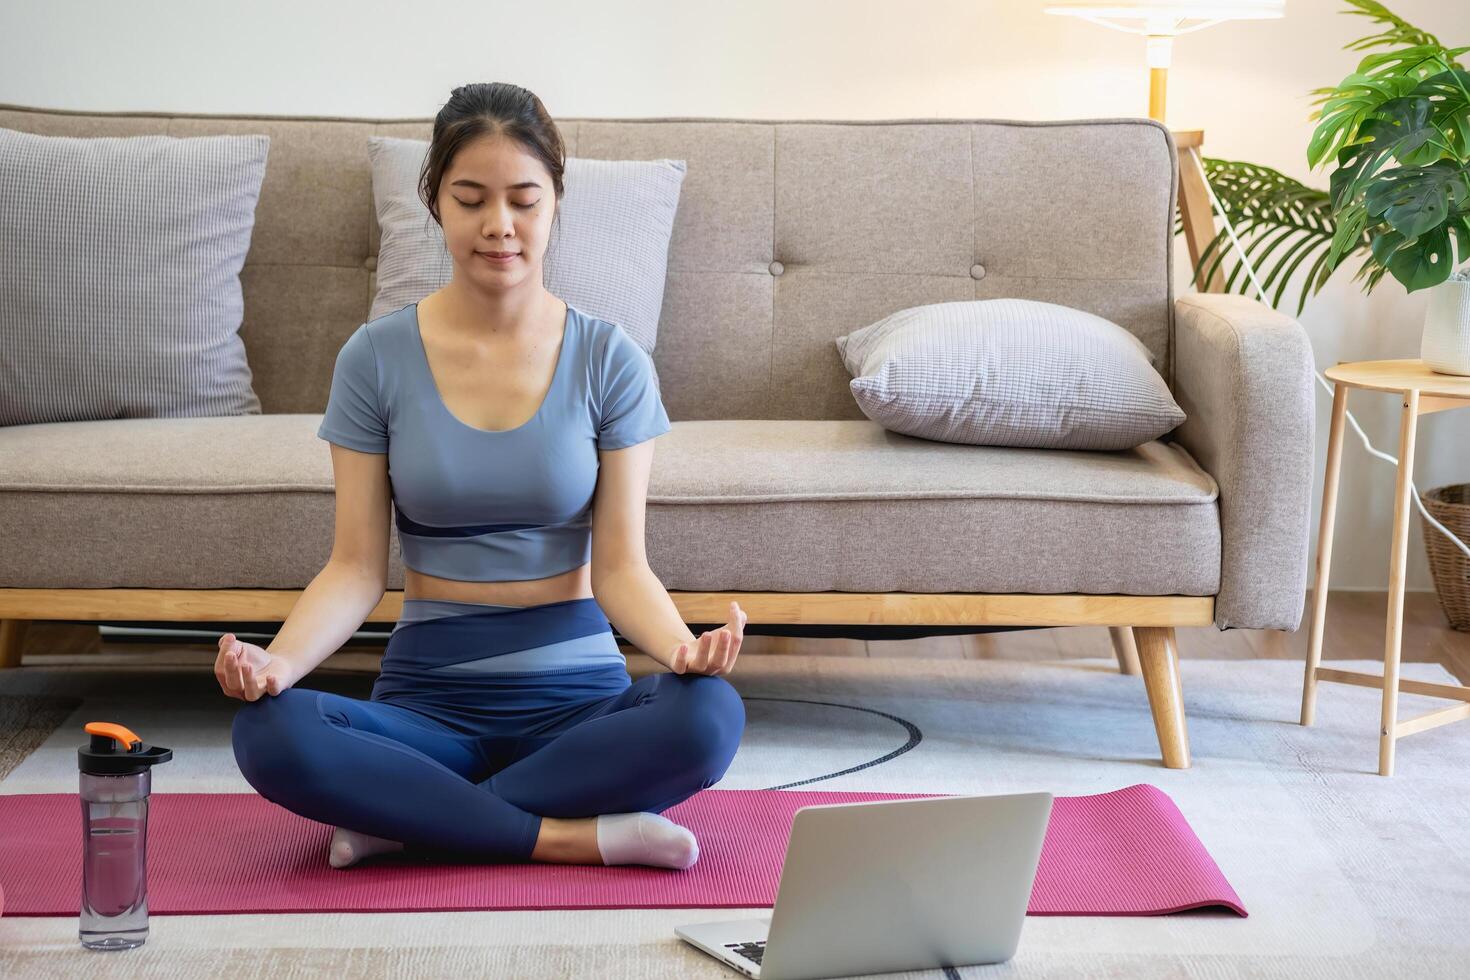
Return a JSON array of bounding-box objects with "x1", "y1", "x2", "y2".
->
[{"x1": 216, "y1": 81, "x2": 747, "y2": 871}]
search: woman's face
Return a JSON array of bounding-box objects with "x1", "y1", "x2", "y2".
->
[{"x1": 436, "y1": 133, "x2": 557, "y2": 293}]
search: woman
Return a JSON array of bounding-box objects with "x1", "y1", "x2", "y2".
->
[{"x1": 218, "y1": 82, "x2": 746, "y2": 871}]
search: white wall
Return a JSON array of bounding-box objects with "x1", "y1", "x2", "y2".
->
[{"x1": 2, "y1": 0, "x2": 1466, "y2": 594}]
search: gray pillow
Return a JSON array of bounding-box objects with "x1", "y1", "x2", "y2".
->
[
  {"x1": 0, "y1": 128, "x2": 269, "y2": 426},
  {"x1": 366, "y1": 136, "x2": 685, "y2": 357},
  {"x1": 834, "y1": 299, "x2": 1185, "y2": 451}
]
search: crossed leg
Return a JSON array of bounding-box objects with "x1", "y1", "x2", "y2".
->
[
  {"x1": 231, "y1": 669, "x2": 746, "y2": 864},
  {"x1": 483, "y1": 670, "x2": 746, "y2": 817}
]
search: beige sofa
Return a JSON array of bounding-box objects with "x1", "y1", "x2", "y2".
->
[{"x1": 0, "y1": 104, "x2": 1317, "y2": 770}]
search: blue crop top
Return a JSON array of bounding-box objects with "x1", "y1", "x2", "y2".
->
[{"x1": 315, "y1": 301, "x2": 671, "y2": 582}]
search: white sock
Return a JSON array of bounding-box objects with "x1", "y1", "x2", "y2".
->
[
  {"x1": 595, "y1": 811, "x2": 700, "y2": 869},
  {"x1": 328, "y1": 825, "x2": 405, "y2": 869}
]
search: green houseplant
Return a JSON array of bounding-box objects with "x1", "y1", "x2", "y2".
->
[{"x1": 1186, "y1": 0, "x2": 1469, "y2": 315}]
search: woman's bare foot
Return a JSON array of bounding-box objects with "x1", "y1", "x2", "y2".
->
[
  {"x1": 328, "y1": 825, "x2": 405, "y2": 868},
  {"x1": 531, "y1": 816, "x2": 602, "y2": 864}
]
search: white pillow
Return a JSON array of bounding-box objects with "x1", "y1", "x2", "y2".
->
[
  {"x1": 834, "y1": 299, "x2": 1185, "y2": 451},
  {"x1": 366, "y1": 136, "x2": 685, "y2": 357}
]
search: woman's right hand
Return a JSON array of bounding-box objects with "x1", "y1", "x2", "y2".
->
[{"x1": 215, "y1": 633, "x2": 297, "y2": 701}]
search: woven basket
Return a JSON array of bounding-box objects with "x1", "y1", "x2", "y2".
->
[{"x1": 1421, "y1": 483, "x2": 1470, "y2": 632}]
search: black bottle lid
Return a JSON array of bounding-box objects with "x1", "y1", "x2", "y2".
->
[{"x1": 78, "y1": 721, "x2": 173, "y2": 776}]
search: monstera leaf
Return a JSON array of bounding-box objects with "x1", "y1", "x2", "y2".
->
[
  {"x1": 1309, "y1": 62, "x2": 1447, "y2": 169},
  {"x1": 1310, "y1": 6, "x2": 1470, "y2": 294},
  {"x1": 1366, "y1": 161, "x2": 1465, "y2": 240}
]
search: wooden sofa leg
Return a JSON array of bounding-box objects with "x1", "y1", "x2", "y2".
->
[
  {"x1": 0, "y1": 619, "x2": 30, "y2": 670},
  {"x1": 1132, "y1": 626, "x2": 1191, "y2": 769},
  {"x1": 1108, "y1": 626, "x2": 1141, "y2": 675}
]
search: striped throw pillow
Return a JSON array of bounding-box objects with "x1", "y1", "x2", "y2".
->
[{"x1": 835, "y1": 299, "x2": 1185, "y2": 451}]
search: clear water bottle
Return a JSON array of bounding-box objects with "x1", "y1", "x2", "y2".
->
[{"x1": 77, "y1": 721, "x2": 172, "y2": 950}]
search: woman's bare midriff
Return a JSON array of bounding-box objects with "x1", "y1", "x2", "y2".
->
[{"x1": 403, "y1": 561, "x2": 594, "y2": 609}]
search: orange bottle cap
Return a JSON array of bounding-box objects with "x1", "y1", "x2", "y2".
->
[{"x1": 84, "y1": 721, "x2": 142, "y2": 750}]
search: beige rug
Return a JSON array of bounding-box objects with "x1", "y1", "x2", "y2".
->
[{"x1": 1, "y1": 652, "x2": 1468, "y2": 978}]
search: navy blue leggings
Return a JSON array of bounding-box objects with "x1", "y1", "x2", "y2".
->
[{"x1": 231, "y1": 597, "x2": 745, "y2": 862}]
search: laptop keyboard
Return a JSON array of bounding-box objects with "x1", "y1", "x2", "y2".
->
[{"x1": 726, "y1": 940, "x2": 767, "y2": 965}]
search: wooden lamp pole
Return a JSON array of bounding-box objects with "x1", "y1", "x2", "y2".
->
[{"x1": 1150, "y1": 65, "x2": 1169, "y2": 121}]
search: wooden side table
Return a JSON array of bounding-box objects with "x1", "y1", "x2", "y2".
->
[{"x1": 1301, "y1": 359, "x2": 1470, "y2": 776}]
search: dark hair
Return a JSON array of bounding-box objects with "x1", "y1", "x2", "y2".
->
[{"x1": 418, "y1": 82, "x2": 566, "y2": 233}]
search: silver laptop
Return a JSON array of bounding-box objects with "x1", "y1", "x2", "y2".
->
[{"x1": 675, "y1": 790, "x2": 1053, "y2": 980}]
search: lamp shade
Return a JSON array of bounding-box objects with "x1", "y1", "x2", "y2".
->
[{"x1": 1043, "y1": 2, "x2": 1285, "y2": 37}]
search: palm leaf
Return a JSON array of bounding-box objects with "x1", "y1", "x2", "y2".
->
[{"x1": 1177, "y1": 159, "x2": 1347, "y2": 316}]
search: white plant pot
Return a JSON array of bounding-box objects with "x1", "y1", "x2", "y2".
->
[{"x1": 1420, "y1": 276, "x2": 1470, "y2": 376}]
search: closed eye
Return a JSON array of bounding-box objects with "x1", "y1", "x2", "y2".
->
[{"x1": 456, "y1": 200, "x2": 536, "y2": 209}]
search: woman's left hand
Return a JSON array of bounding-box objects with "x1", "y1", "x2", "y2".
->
[{"x1": 669, "y1": 600, "x2": 746, "y2": 676}]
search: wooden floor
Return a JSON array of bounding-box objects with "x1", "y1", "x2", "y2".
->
[{"x1": 10, "y1": 591, "x2": 1470, "y2": 684}]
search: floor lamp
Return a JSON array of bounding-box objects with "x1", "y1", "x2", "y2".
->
[{"x1": 1043, "y1": 2, "x2": 1287, "y2": 290}]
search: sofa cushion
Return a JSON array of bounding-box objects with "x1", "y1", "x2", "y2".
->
[
  {"x1": 645, "y1": 420, "x2": 1219, "y2": 596},
  {"x1": 834, "y1": 298, "x2": 1185, "y2": 451},
  {"x1": 0, "y1": 127, "x2": 269, "y2": 426},
  {"x1": 366, "y1": 136, "x2": 685, "y2": 359},
  {"x1": 0, "y1": 416, "x2": 1219, "y2": 596}
]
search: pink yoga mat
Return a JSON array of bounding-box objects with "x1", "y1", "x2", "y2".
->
[{"x1": 0, "y1": 783, "x2": 1245, "y2": 917}]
